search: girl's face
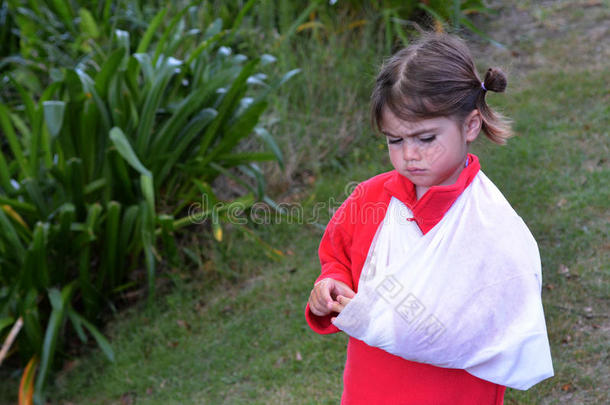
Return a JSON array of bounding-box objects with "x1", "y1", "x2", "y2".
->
[{"x1": 381, "y1": 108, "x2": 481, "y2": 199}]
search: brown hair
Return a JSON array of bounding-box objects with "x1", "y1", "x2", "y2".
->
[{"x1": 371, "y1": 32, "x2": 513, "y2": 144}]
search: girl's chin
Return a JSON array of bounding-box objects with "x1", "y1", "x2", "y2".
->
[{"x1": 401, "y1": 171, "x2": 432, "y2": 185}]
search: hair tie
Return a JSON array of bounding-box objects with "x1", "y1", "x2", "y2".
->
[{"x1": 481, "y1": 81, "x2": 487, "y2": 91}]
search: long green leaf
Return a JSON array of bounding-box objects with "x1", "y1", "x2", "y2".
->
[
  {"x1": 201, "y1": 100, "x2": 268, "y2": 167},
  {"x1": 9, "y1": 77, "x2": 36, "y2": 125},
  {"x1": 156, "y1": 108, "x2": 217, "y2": 187},
  {"x1": 78, "y1": 241, "x2": 95, "y2": 317},
  {"x1": 153, "y1": 3, "x2": 192, "y2": 63},
  {"x1": 30, "y1": 222, "x2": 49, "y2": 289},
  {"x1": 0, "y1": 196, "x2": 36, "y2": 214},
  {"x1": 140, "y1": 175, "x2": 155, "y2": 217},
  {"x1": 67, "y1": 309, "x2": 87, "y2": 343},
  {"x1": 257, "y1": 68, "x2": 300, "y2": 100},
  {"x1": 116, "y1": 205, "x2": 139, "y2": 282},
  {"x1": 135, "y1": 56, "x2": 182, "y2": 154},
  {"x1": 49, "y1": 0, "x2": 75, "y2": 32},
  {"x1": 216, "y1": 152, "x2": 277, "y2": 167},
  {"x1": 140, "y1": 201, "x2": 155, "y2": 306},
  {"x1": 34, "y1": 283, "x2": 75, "y2": 401},
  {"x1": 115, "y1": 29, "x2": 130, "y2": 57},
  {"x1": 95, "y1": 48, "x2": 126, "y2": 99},
  {"x1": 85, "y1": 203, "x2": 102, "y2": 241},
  {"x1": 453, "y1": 0, "x2": 461, "y2": 28},
  {"x1": 150, "y1": 94, "x2": 206, "y2": 157},
  {"x1": 203, "y1": 17, "x2": 223, "y2": 40},
  {"x1": 0, "y1": 151, "x2": 15, "y2": 192},
  {"x1": 68, "y1": 308, "x2": 115, "y2": 362},
  {"x1": 198, "y1": 59, "x2": 258, "y2": 153},
  {"x1": 458, "y1": 16, "x2": 505, "y2": 48},
  {"x1": 78, "y1": 203, "x2": 102, "y2": 317},
  {"x1": 159, "y1": 214, "x2": 177, "y2": 266},
  {"x1": 79, "y1": 8, "x2": 100, "y2": 38},
  {"x1": 239, "y1": 163, "x2": 265, "y2": 199},
  {"x1": 0, "y1": 204, "x2": 31, "y2": 244},
  {"x1": 185, "y1": 30, "x2": 226, "y2": 67},
  {"x1": 66, "y1": 159, "x2": 85, "y2": 217},
  {"x1": 254, "y1": 126, "x2": 284, "y2": 169},
  {"x1": 42, "y1": 101, "x2": 65, "y2": 138},
  {"x1": 226, "y1": 0, "x2": 257, "y2": 43},
  {"x1": 83, "y1": 178, "x2": 107, "y2": 195},
  {"x1": 22, "y1": 178, "x2": 46, "y2": 217},
  {"x1": 0, "y1": 103, "x2": 30, "y2": 177},
  {"x1": 136, "y1": 7, "x2": 167, "y2": 54},
  {"x1": 20, "y1": 289, "x2": 42, "y2": 354},
  {"x1": 75, "y1": 69, "x2": 111, "y2": 134},
  {"x1": 276, "y1": 0, "x2": 322, "y2": 43},
  {"x1": 107, "y1": 149, "x2": 136, "y2": 202},
  {"x1": 100, "y1": 201, "x2": 121, "y2": 288},
  {"x1": 56, "y1": 203, "x2": 75, "y2": 261},
  {"x1": 0, "y1": 199, "x2": 26, "y2": 260},
  {"x1": 109, "y1": 127, "x2": 152, "y2": 178}
]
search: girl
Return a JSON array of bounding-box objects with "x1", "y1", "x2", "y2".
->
[{"x1": 306, "y1": 33, "x2": 553, "y2": 404}]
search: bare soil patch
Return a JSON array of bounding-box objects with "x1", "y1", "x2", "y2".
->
[{"x1": 469, "y1": 0, "x2": 609, "y2": 78}]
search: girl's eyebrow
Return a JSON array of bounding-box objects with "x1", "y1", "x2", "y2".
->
[{"x1": 381, "y1": 127, "x2": 440, "y2": 138}]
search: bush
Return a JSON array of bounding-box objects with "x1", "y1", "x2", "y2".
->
[{"x1": 0, "y1": 2, "x2": 295, "y2": 402}]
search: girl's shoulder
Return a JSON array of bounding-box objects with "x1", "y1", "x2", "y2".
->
[
  {"x1": 333, "y1": 171, "x2": 395, "y2": 221},
  {"x1": 352, "y1": 170, "x2": 396, "y2": 197}
]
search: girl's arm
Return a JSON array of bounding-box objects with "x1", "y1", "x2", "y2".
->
[{"x1": 305, "y1": 185, "x2": 362, "y2": 334}]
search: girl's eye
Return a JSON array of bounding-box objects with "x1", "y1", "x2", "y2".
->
[
  {"x1": 419, "y1": 135, "x2": 436, "y2": 143},
  {"x1": 388, "y1": 138, "x2": 402, "y2": 145}
]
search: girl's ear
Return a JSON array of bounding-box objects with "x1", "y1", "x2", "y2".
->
[{"x1": 464, "y1": 109, "x2": 482, "y2": 143}]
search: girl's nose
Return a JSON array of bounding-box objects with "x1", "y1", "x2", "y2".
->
[{"x1": 402, "y1": 140, "x2": 420, "y2": 161}]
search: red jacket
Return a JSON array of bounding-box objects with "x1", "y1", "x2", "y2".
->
[{"x1": 305, "y1": 154, "x2": 506, "y2": 404}]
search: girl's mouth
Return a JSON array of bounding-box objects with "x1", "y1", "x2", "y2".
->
[{"x1": 406, "y1": 167, "x2": 426, "y2": 173}]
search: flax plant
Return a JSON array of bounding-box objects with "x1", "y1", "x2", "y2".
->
[{"x1": 0, "y1": 3, "x2": 295, "y2": 402}]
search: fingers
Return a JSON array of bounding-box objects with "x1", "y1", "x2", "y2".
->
[
  {"x1": 308, "y1": 279, "x2": 334, "y2": 316},
  {"x1": 308, "y1": 291, "x2": 329, "y2": 316},
  {"x1": 331, "y1": 280, "x2": 356, "y2": 300},
  {"x1": 308, "y1": 278, "x2": 355, "y2": 317},
  {"x1": 328, "y1": 295, "x2": 352, "y2": 313}
]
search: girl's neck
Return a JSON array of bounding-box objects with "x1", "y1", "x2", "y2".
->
[{"x1": 415, "y1": 156, "x2": 469, "y2": 200}]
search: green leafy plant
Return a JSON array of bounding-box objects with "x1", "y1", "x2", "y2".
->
[
  {"x1": 416, "y1": 0, "x2": 501, "y2": 47},
  {"x1": 0, "y1": 3, "x2": 295, "y2": 402}
]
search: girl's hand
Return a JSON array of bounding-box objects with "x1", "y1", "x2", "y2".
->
[
  {"x1": 330, "y1": 295, "x2": 352, "y2": 323},
  {"x1": 308, "y1": 278, "x2": 355, "y2": 317}
]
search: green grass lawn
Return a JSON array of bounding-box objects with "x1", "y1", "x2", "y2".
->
[{"x1": 1, "y1": 2, "x2": 608, "y2": 404}]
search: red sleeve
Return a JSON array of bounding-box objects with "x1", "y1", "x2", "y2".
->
[{"x1": 305, "y1": 185, "x2": 361, "y2": 334}]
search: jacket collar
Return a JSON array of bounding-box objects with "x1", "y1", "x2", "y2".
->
[{"x1": 383, "y1": 154, "x2": 481, "y2": 233}]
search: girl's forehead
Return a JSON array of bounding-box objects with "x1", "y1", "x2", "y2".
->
[{"x1": 381, "y1": 109, "x2": 451, "y2": 133}]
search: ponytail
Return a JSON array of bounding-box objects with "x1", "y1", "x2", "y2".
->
[{"x1": 477, "y1": 68, "x2": 514, "y2": 145}]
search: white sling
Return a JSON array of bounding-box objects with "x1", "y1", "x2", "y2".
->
[{"x1": 332, "y1": 171, "x2": 554, "y2": 390}]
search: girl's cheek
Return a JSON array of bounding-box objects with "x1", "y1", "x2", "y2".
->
[
  {"x1": 420, "y1": 141, "x2": 445, "y2": 164},
  {"x1": 387, "y1": 144, "x2": 401, "y2": 158}
]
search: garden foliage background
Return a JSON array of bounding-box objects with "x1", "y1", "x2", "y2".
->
[{"x1": 0, "y1": 0, "x2": 608, "y2": 404}]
